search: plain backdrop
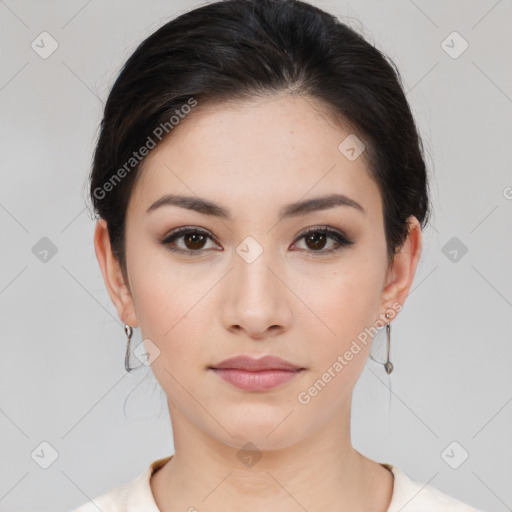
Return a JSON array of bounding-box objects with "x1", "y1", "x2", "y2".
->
[{"x1": 0, "y1": 1, "x2": 511, "y2": 511}]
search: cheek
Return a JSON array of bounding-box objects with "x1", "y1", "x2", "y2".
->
[
  {"x1": 292, "y1": 272, "x2": 382, "y2": 414},
  {"x1": 296, "y1": 261, "x2": 383, "y2": 347},
  {"x1": 132, "y1": 281, "x2": 206, "y2": 408},
  {"x1": 126, "y1": 251, "x2": 213, "y2": 375},
  {"x1": 127, "y1": 240, "x2": 191, "y2": 331}
]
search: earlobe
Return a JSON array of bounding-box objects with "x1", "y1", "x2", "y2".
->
[
  {"x1": 93, "y1": 218, "x2": 139, "y2": 328},
  {"x1": 380, "y1": 216, "x2": 423, "y2": 313}
]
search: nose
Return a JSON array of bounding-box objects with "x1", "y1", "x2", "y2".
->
[{"x1": 221, "y1": 244, "x2": 293, "y2": 340}]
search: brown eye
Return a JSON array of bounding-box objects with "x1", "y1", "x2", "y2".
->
[
  {"x1": 304, "y1": 232, "x2": 328, "y2": 251},
  {"x1": 161, "y1": 227, "x2": 217, "y2": 254},
  {"x1": 161, "y1": 226, "x2": 354, "y2": 256},
  {"x1": 182, "y1": 232, "x2": 207, "y2": 250},
  {"x1": 294, "y1": 227, "x2": 354, "y2": 254}
]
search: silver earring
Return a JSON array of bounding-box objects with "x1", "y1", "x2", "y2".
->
[
  {"x1": 370, "y1": 312, "x2": 393, "y2": 374},
  {"x1": 384, "y1": 316, "x2": 393, "y2": 374},
  {"x1": 124, "y1": 324, "x2": 142, "y2": 373}
]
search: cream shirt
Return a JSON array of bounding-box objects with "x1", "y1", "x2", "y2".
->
[{"x1": 71, "y1": 455, "x2": 484, "y2": 512}]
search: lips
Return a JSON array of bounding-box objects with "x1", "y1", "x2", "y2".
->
[
  {"x1": 209, "y1": 355, "x2": 304, "y2": 372},
  {"x1": 209, "y1": 355, "x2": 305, "y2": 391}
]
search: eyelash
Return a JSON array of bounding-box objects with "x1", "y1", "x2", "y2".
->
[{"x1": 160, "y1": 225, "x2": 354, "y2": 256}]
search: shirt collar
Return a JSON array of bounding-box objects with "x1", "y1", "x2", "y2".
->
[{"x1": 125, "y1": 455, "x2": 171, "y2": 511}]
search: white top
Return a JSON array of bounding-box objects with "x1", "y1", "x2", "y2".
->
[{"x1": 71, "y1": 455, "x2": 484, "y2": 512}]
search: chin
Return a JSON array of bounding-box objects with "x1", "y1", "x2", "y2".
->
[{"x1": 211, "y1": 412, "x2": 307, "y2": 452}]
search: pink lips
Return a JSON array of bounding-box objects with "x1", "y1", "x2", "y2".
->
[{"x1": 209, "y1": 355, "x2": 305, "y2": 391}]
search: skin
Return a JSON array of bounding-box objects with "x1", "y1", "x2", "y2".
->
[{"x1": 94, "y1": 93, "x2": 422, "y2": 512}]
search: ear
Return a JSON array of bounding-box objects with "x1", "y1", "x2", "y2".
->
[
  {"x1": 93, "y1": 218, "x2": 139, "y2": 327},
  {"x1": 379, "y1": 215, "x2": 423, "y2": 316}
]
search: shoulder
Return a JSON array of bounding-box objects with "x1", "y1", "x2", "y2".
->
[
  {"x1": 386, "y1": 464, "x2": 484, "y2": 512},
  {"x1": 69, "y1": 456, "x2": 171, "y2": 512},
  {"x1": 69, "y1": 482, "x2": 128, "y2": 512}
]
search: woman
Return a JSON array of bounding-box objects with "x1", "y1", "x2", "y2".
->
[{"x1": 72, "y1": 0, "x2": 484, "y2": 510}]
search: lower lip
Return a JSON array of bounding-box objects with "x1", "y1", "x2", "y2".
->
[{"x1": 211, "y1": 368, "x2": 303, "y2": 391}]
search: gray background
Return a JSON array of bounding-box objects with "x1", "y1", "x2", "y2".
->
[{"x1": 0, "y1": 1, "x2": 511, "y2": 511}]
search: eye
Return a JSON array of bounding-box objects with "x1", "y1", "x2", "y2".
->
[
  {"x1": 160, "y1": 227, "x2": 219, "y2": 254},
  {"x1": 160, "y1": 226, "x2": 354, "y2": 255},
  {"x1": 292, "y1": 226, "x2": 354, "y2": 254}
]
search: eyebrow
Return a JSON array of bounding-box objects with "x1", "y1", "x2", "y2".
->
[{"x1": 146, "y1": 193, "x2": 365, "y2": 220}]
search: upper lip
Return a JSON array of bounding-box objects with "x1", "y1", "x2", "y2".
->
[{"x1": 209, "y1": 355, "x2": 304, "y2": 372}]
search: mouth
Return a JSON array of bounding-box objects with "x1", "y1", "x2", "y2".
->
[
  {"x1": 208, "y1": 355, "x2": 305, "y2": 391},
  {"x1": 209, "y1": 367, "x2": 304, "y2": 391}
]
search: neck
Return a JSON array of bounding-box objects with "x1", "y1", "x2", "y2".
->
[{"x1": 150, "y1": 405, "x2": 394, "y2": 512}]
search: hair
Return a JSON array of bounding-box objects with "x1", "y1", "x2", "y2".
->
[{"x1": 88, "y1": 0, "x2": 431, "y2": 279}]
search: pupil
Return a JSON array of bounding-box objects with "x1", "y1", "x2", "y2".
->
[
  {"x1": 186, "y1": 233, "x2": 205, "y2": 249},
  {"x1": 307, "y1": 233, "x2": 326, "y2": 250}
]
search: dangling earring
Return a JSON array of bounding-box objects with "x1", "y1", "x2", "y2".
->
[
  {"x1": 370, "y1": 312, "x2": 394, "y2": 374},
  {"x1": 383, "y1": 313, "x2": 393, "y2": 374},
  {"x1": 124, "y1": 324, "x2": 142, "y2": 373}
]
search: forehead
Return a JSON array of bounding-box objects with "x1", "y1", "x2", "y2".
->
[{"x1": 128, "y1": 94, "x2": 382, "y2": 221}]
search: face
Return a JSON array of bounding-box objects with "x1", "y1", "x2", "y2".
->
[{"x1": 96, "y1": 93, "x2": 420, "y2": 452}]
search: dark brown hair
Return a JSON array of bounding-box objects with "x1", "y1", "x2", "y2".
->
[{"x1": 88, "y1": 0, "x2": 431, "y2": 278}]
